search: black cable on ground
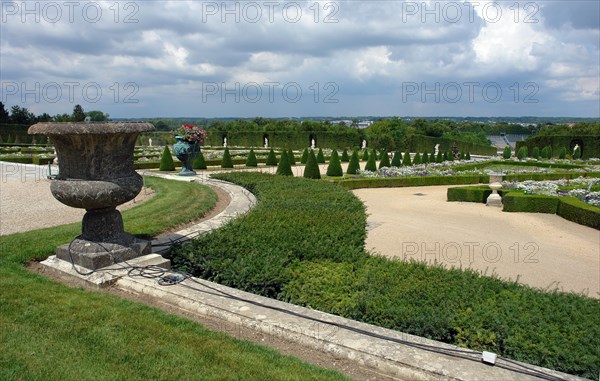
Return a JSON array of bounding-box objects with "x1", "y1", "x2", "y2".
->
[{"x1": 65, "y1": 234, "x2": 570, "y2": 381}]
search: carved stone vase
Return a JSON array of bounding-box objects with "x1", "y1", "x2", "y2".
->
[{"x1": 28, "y1": 122, "x2": 155, "y2": 270}]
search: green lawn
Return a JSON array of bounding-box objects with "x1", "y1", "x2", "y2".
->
[{"x1": 0, "y1": 176, "x2": 349, "y2": 381}]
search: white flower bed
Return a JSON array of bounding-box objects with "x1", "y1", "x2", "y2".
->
[{"x1": 502, "y1": 177, "x2": 600, "y2": 207}]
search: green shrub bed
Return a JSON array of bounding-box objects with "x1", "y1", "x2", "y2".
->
[
  {"x1": 501, "y1": 192, "x2": 560, "y2": 213},
  {"x1": 557, "y1": 197, "x2": 600, "y2": 230},
  {"x1": 171, "y1": 172, "x2": 600, "y2": 379},
  {"x1": 447, "y1": 186, "x2": 600, "y2": 230},
  {"x1": 505, "y1": 171, "x2": 600, "y2": 181},
  {"x1": 337, "y1": 174, "x2": 487, "y2": 189}
]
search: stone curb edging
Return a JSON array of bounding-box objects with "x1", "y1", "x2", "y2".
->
[
  {"x1": 141, "y1": 172, "x2": 257, "y2": 254},
  {"x1": 117, "y1": 274, "x2": 584, "y2": 381},
  {"x1": 39, "y1": 172, "x2": 585, "y2": 381}
]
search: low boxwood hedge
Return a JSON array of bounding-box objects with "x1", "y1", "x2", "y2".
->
[
  {"x1": 447, "y1": 186, "x2": 600, "y2": 230},
  {"x1": 337, "y1": 174, "x2": 488, "y2": 189},
  {"x1": 505, "y1": 171, "x2": 600, "y2": 182},
  {"x1": 32, "y1": 156, "x2": 54, "y2": 165},
  {"x1": 502, "y1": 192, "x2": 560, "y2": 213},
  {"x1": 557, "y1": 196, "x2": 600, "y2": 230},
  {"x1": 0, "y1": 156, "x2": 33, "y2": 164},
  {"x1": 171, "y1": 172, "x2": 600, "y2": 379}
]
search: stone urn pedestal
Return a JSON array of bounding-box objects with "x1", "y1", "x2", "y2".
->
[
  {"x1": 486, "y1": 173, "x2": 503, "y2": 207},
  {"x1": 28, "y1": 122, "x2": 155, "y2": 270}
]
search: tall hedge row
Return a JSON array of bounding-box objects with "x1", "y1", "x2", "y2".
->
[{"x1": 516, "y1": 135, "x2": 600, "y2": 159}]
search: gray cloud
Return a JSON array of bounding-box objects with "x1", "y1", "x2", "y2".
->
[{"x1": 0, "y1": 0, "x2": 598, "y2": 117}]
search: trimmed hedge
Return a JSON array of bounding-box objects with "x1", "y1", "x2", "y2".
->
[
  {"x1": 502, "y1": 193, "x2": 560, "y2": 213},
  {"x1": 171, "y1": 172, "x2": 600, "y2": 379},
  {"x1": 409, "y1": 134, "x2": 497, "y2": 156},
  {"x1": 447, "y1": 186, "x2": 493, "y2": 203},
  {"x1": 517, "y1": 135, "x2": 600, "y2": 159},
  {"x1": 0, "y1": 156, "x2": 34, "y2": 164},
  {"x1": 448, "y1": 186, "x2": 600, "y2": 230},
  {"x1": 557, "y1": 197, "x2": 600, "y2": 230},
  {"x1": 505, "y1": 172, "x2": 600, "y2": 182},
  {"x1": 337, "y1": 174, "x2": 487, "y2": 189}
]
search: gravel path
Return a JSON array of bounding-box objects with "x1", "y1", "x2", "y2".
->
[
  {"x1": 353, "y1": 185, "x2": 600, "y2": 298},
  {"x1": 0, "y1": 163, "x2": 153, "y2": 236}
]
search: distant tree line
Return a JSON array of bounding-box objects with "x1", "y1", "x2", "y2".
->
[{"x1": 0, "y1": 102, "x2": 109, "y2": 126}]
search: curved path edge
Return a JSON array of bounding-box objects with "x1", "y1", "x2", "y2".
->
[{"x1": 144, "y1": 172, "x2": 257, "y2": 254}]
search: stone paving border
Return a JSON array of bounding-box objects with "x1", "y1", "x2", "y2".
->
[
  {"x1": 39, "y1": 172, "x2": 584, "y2": 381},
  {"x1": 144, "y1": 172, "x2": 257, "y2": 254}
]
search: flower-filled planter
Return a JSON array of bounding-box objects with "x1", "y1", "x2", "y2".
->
[{"x1": 173, "y1": 125, "x2": 207, "y2": 176}]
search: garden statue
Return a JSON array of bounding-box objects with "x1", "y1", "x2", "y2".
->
[
  {"x1": 311, "y1": 138, "x2": 316, "y2": 149},
  {"x1": 264, "y1": 137, "x2": 269, "y2": 148},
  {"x1": 434, "y1": 144, "x2": 440, "y2": 155},
  {"x1": 362, "y1": 139, "x2": 367, "y2": 149},
  {"x1": 223, "y1": 137, "x2": 228, "y2": 147},
  {"x1": 148, "y1": 138, "x2": 153, "y2": 146},
  {"x1": 573, "y1": 144, "x2": 579, "y2": 154}
]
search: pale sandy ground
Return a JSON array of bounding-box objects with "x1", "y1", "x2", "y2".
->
[
  {"x1": 353, "y1": 186, "x2": 600, "y2": 298},
  {"x1": 0, "y1": 163, "x2": 154, "y2": 236}
]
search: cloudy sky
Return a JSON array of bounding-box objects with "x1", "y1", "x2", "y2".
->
[{"x1": 1, "y1": 0, "x2": 599, "y2": 118}]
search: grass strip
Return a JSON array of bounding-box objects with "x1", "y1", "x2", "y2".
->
[{"x1": 0, "y1": 176, "x2": 348, "y2": 381}]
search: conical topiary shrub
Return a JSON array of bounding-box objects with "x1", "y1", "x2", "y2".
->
[
  {"x1": 558, "y1": 147, "x2": 567, "y2": 159},
  {"x1": 503, "y1": 146, "x2": 512, "y2": 159},
  {"x1": 192, "y1": 150, "x2": 207, "y2": 169},
  {"x1": 246, "y1": 148, "x2": 258, "y2": 167},
  {"x1": 517, "y1": 146, "x2": 528, "y2": 160},
  {"x1": 287, "y1": 148, "x2": 296, "y2": 165},
  {"x1": 326, "y1": 149, "x2": 343, "y2": 176},
  {"x1": 378, "y1": 150, "x2": 390, "y2": 169},
  {"x1": 159, "y1": 146, "x2": 176, "y2": 171},
  {"x1": 266, "y1": 148, "x2": 278, "y2": 166},
  {"x1": 303, "y1": 150, "x2": 321, "y2": 179},
  {"x1": 276, "y1": 150, "x2": 293, "y2": 176},
  {"x1": 421, "y1": 152, "x2": 429, "y2": 164},
  {"x1": 573, "y1": 146, "x2": 581, "y2": 159},
  {"x1": 7, "y1": 134, "x2": 14, "y2": 144},
  {"x1": 300, "y1": 147, "x2": 309, "y2": 164},
  {"x1": 436, "y1": 151, "x2": 443, "y2": 163},
  {"x1": 443, "y1": 151, "x2": 449, "y2": 162},
  {"x1": 465, "y1": 152, "x2": 471, "y2": 160},
  {"x1": 316, "y1": 148, "x2": 326, "y2": 163},
  {"x1": 413, "y1": 152, "x2": 422, "y2": 165},
  {"x1": 347, "y1": 151, "x2": 361, "y2": 174},
  {"x1": 362, "y1": 149, "x2": 369, "y2": 161},
  {"x1": 402, "y1": 150, "x2": 412, "y2": 166},
  {"x1": 532, "y1": 147, "x2": 540, "y2": 159},
  {"x1": 391, "y1": 151, "x2": 402, "y2": 167},
  {"x1": 221, "y1": 147, "x2": 234, "y2": 168},
  {"x1": 429, "y1": 152, "x2": 436, "y2": 163},
  {"x1": 341, "y1": 149, "x2": 350, "y2": 162},
  {"x1": 365, "y1": 149, "x2": 377, "y2": 171}
]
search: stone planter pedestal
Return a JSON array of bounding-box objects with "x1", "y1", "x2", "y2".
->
[
  {"x1": 28, "y1": 122, "x2": 155, "y2": 270},
  {"x1": 486, "y1": 173, "x2": 503, "y2": 207}
]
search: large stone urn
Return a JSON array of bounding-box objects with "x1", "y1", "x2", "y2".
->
[{"x1": 28, "y1": 122, "x2": 155, "y2": 270}]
